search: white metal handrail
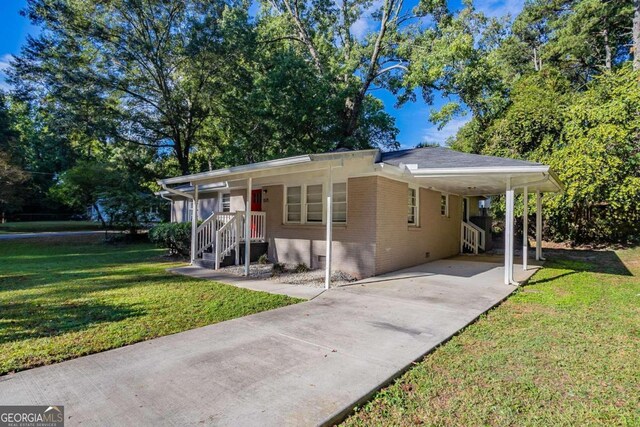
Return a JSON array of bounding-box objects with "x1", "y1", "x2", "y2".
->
[
  {"x1": 466, "y1": 221, "x2": 485, "y2": 251},
  {"x1": 195, "y1": 211, "x2": 267, "y2": 269},
  {"x1": 195, "y1": 212, "x2": 234, "y2": 257},
  {"x1": 215, "y1": 215, "x2": 239, "y2": 270},
  {"x1": 461, "y1": 221, "x2": 479, "y2": 254}
]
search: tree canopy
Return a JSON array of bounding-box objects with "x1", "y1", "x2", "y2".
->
[{"x1": 3, "y1": 0, "x2": 640, "y2": 243}]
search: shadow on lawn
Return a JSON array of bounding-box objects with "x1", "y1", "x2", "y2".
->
[
  {"x1": 0, "y1": 300, "x2": 145, "y2": 344},
  {"x1": 543, "y1": 248, "x2": 634, "y2": 276}
]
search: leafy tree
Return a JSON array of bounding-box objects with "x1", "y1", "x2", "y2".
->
[
  {"x1": 13, "y1": 0, "x2": 250, "y2": 174},
  {"x1": 0, "y1": 152, "x2": 30, "y2": 221},
  {"x1": 49, "y1": 160, "x2": 116, "y2": 226},
  {"x1": 545, "y1": 66, "x2": 640, "y2": 243}
]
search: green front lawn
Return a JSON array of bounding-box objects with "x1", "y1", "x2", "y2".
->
[
  {"x1": 0, "y1": 236, "x2": 300, "y2": 375},
  {"x1": 0, "y1": 221, "x2": 103, "y2": 233},
  {"x1": 344, "y1": 248, "x2": 640, "y2": 426}
]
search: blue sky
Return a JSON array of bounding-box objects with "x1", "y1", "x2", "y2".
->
[{"x1": 0, "y1": 0, "x2": 523, "y2": 148}]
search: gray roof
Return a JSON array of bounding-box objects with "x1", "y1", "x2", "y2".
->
[{"x1": 379, "y1": 147, "x2": 542, "y2": 169}]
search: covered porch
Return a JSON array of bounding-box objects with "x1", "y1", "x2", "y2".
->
[{"x1": 157, "y1": 150, "x2": 379, "y2": 287}]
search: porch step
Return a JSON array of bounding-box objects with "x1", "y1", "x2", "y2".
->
[{"x1": 196, "y1": 242, "x2": 269, "y2": 269}]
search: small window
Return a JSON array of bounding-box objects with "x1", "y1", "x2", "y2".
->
[
  {"x1": 332, "y1": 182, "x2": 347, "y2": 223},
  {"x1": 306, "y1": 184, "x2": 323, "y2": 222},
  {"x1": 286, "y1": 186, "x2": 302, "y2": 222},
  {"x1": 408, "y1": 188, "x2": 417, "y2": 225},
  {"x1": 222, "y1": 193, "x2": 231, "y2": 212},
  {"x1": 440, "y1": 194, "x2": 449, "y2": 217}
]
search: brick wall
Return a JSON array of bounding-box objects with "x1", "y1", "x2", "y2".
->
[
  {"x1": 263, "y1": 176, "x2": 377, "y2": 278},
  {"x1": 374, "y1": 176, "x2": 461, "y2": 275}
]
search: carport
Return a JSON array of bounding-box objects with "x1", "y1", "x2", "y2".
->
[{"x1": 380, "y1": 149, "x2": 564, "y2": 285}]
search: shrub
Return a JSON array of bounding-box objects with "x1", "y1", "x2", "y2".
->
[
  {"x1": 149, "y1": 222, "x2": 191, "y2": 256},
  {"x1": 294, "y1": 262, "x2": 310, "y2": 273},
  {"x1": 271, "y1": 262, "x2": 286, "y2": 275},
  {"x1": 258, "y1": 253, "x2": 269, "y2": 264}
]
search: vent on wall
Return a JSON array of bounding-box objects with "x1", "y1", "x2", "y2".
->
[{"x1": 425, "y1": 252, "x2": 430, "y2": 258}]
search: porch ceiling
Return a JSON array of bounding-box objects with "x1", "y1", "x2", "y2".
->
[{"x1": 410, "y1": 167, "x2": 562, "y2": 196}]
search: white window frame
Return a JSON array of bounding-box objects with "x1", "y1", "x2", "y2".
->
[
  {"x1": 285, "y1": 186, "x2": 303, "y2": 223},
  {"x1": 441, "y1": 193, "x2": 449, "y2": 217},
  {"x1": 305, "y1": 183, "x2": 324, "y2": 223},
  {"x1": 283, "y1": 182, "x2": 349, "y2": 225},
  {"x1": 221, "y1": 193, "x2": 231, "y2": 213},
  {"x1": 408, "y1": 186, "x2": 418, "y2": 226},
  {"x1": 332, "y1": 182, "x2": 348, "y2": 224}
]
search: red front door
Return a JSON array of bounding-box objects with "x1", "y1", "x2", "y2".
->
[
  {"x1": 251, "y1": 189, "x2": 262, "y2": 211},
  {"x1": 250, "y1": 189, "x2": 262, "y2": 239}
]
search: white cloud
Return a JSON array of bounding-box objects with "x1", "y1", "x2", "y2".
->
[
  {"x1": 349, "y1": 0, "x2": 384, "y2": 40},
  {"x1": 351, "y1": 17, "x2": 370, "y2": 40},
  {"x1": 421, "y1": 117, "x2": 470, "y2": 146},
  {"x1": 473, "y1": 0, "x2": 524, "y2": 19},
  {"x1": 0, "y1": 54, "x2": 14, "y2": 91},
  {"x1": 0, "y1": 54, "x2": 13, "y2": 73}
]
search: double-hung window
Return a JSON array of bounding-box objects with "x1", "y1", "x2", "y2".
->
[
  {"x1": 285, "y1": 183, "x2": 348, "y2": 224},
  {"x1": 221, "y1": 193, "x2": 231, "y2": 213},
  {"x1": 408, "y1": 188, "x2": 417, "y2": 225},
  {"x1": 440, "y1": 193, "x2": 449, "y2": 217},
  {"x1": 286, "y1": 186, "x2": 302, "y2": 222},
  {"x1": 332, "y1": 183, "x2": 347, "y2": 223},
  {"x1": 306, "y1": 184, "x2": 323, "y2": 222}
]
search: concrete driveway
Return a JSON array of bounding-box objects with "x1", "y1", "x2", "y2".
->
[{"x1": 0, "y1": 259, "x2": 538, "y2": 426}]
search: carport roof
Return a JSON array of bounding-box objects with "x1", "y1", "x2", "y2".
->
[{"x1": 379, "y1": 147, "x2": 542, "y2": 169}]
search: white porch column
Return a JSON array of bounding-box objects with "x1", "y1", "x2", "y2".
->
[
  {"x1": 244, "y1": 177, "x2": 252, "y2": 276},
  {"x1": 522, "y1": 186, "x2": 528, "y2": 270},
  {"x1": 536, "y1": 190, "x2": 544, "y2": 261},
  {"x1": 324, "y1": 166, "x2": 333, "y2": 290},
  {"x1": 190, "y1": 185, "x2": 199, "y2": 264},
  {"x1": 504, "y1": 179, "x2": 514, "y2": 285}
]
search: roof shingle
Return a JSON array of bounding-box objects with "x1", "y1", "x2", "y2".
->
[{"x1": 379, "y1": 147, "x2": 542, "y2": 169}]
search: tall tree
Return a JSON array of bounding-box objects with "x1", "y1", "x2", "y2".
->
[
  {"x1": 12, "y1": 0, "x2": 250, "y2": 174},
  {"x1": 259, "y1": 0, "x2": 491, "y2": 149}
]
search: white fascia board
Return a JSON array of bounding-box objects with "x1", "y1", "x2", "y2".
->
[
  {"x1": 411, "y1": 165, "x2": 550, "y2": 176},
  {"x1": 158, "y1": 149, "x2": 380, "y2": 187},
  {"x1": 158, "y1": 155, "x2": 312, "y2": 186}
]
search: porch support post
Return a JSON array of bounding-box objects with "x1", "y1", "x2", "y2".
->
[
  {"x1": 523, "y1": 186, "x2": 528, "y2": 270},
  {"x1": 244, "y1": 177, "x2": 252, "y2": 276},
  {"x1": 536, "y1": 190, "x2": 544, "y2": 261},
  {"x1": 190, "y1": 185, "x2": 199, "y2": 265},
  {"x1": 504, "y1": 178, "x2": 514, "y2": 285},
  {"x1": 324, "y1": 165, "x2": 333, "y2": 290}
]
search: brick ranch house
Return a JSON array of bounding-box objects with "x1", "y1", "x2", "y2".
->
[{"x1": 157, "y1": 147, "x2": 563, "y2": 287}]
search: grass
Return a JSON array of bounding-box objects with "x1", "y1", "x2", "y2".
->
[
  {"x1": 343, "y1": 247, "x2": 640, "y2": 426},
  {"x1": 0, "y1": 235, "x2": 300, "y2": 375},
  {"x1": 0, "y1": 221, "x2": 104, "y2": 233}
]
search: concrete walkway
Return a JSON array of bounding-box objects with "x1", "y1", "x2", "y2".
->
[
  {"x1": 168, "y1": 266, "x2": 325, "y2": 299},
  {"x1": 0, "y1": 259, "x2": 539, "y2": 426}
]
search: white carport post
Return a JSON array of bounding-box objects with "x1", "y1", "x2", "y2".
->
[
  {"x1": 190, "y1": 184, "x2": 199, "y2": 265},
  {"x1": 244, "y1": 177, "x2": 252, "y2": 276},
  {"x1": 324, "y1": 165, "x2": 333, "y2": 290},
  {"x1": 536, "y1": 190, "x2": 544, "y2": 261},
  {"x1": 522, "y1": 186, "x2": 528, "y2": 270},
  {"x1": 504, "y1": 178, "x2": 514, "y2": 285}
]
